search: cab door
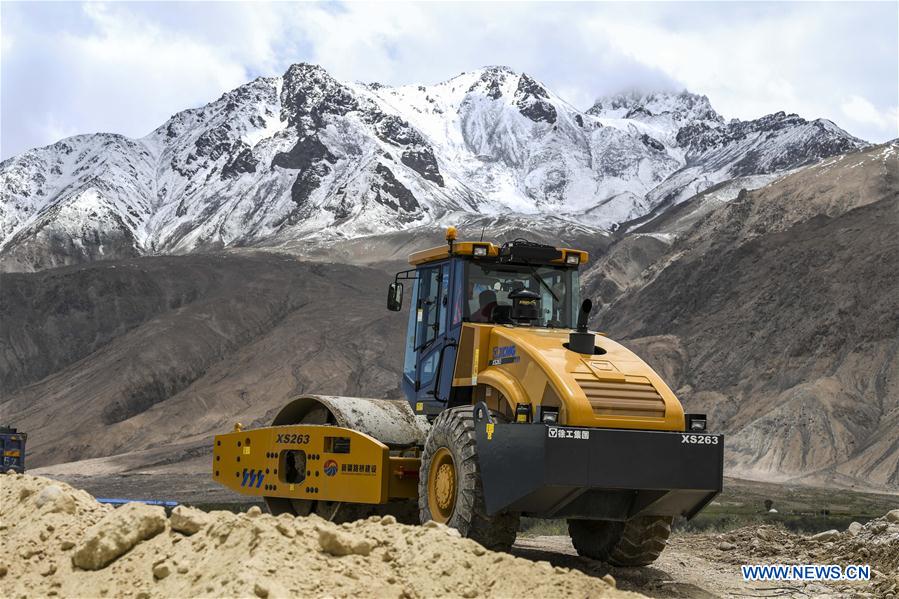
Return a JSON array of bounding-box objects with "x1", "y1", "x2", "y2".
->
[{"x1": 411, "y1": 261, "x2": 453, "y2": 412}]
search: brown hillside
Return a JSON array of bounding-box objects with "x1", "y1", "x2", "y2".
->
[
  {"x1": 598, "y1": 143, "x2": 899, "y2": 490},
  {"x1": 0, "y1": 254, "x2": 406, "y2": 468}
]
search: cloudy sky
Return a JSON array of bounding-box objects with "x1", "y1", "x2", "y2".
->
[{"x1": 1, "y1": 1, "x2": 896, "y2": 159}]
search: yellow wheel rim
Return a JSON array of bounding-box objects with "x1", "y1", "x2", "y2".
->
[{"x1": 427, "y1": 447, "x2": 456, "y2": 523}]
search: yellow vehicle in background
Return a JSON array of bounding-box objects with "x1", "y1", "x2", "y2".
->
[{"x1": 213, "y1": 228, "x2": 723, "y2": 565}]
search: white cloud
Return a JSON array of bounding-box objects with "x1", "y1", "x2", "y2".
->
[
  {"x1": 580, "y1": 5, "x2": 894, "y2": 137},
  {"x1": 1, "y1": 2, "x2": 251, "y2": 158},
  {"x1": 40, "y1": 114, "x2": 79, "y2": 145},
  {"x1": 72, "y1": 3, "x2": 248, "y2": 103},
  {"x1": 1, "y1": 1, "x2": 897, "y2": 159},
  {"x1": 841, "y1": 95, "x2": 898, "y2": 134}
]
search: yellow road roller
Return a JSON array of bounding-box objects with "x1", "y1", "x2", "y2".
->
[{"x1": 213, "y1": 228, "x2": 723, "y2": 565}]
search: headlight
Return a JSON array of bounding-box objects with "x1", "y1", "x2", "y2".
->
[
  {"x1": 686, "y1": 414, "x2": 707, "y2": 432},
  {"x1": 565, "y1": 253, "x2": 580, "y2": 265},
  {"x1": 539, "y1": 407, "x2": 559, "y2": 424},
  {"x1": 473, "y1": 245, "x2": 488, "y2": 257}
]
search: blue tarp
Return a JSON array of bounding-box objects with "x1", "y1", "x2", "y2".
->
[{"x1": 96, "y1": 498, "x2": 179, "y2": 508}]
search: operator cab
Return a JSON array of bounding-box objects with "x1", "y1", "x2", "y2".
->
[{"x1": 387, "y1": 228, "x2": 588, "y2": 416}]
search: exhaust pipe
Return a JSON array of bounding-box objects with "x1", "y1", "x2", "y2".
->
[{"x1": 568, "y1": 299, "x2": 596, "y2": 354}]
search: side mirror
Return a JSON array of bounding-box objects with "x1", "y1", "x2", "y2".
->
[{"x1": 387, "y1": 282, "x2": 403, "y2": 311}]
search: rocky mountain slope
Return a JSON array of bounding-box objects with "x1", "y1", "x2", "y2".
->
[
  {"x1": 592, "y1": 143, "x2": 899, "y2": 490},
  {"x1": 0, "y1": 64, "x2": 866, "y2": 272},
  {"x1": 0, "y1": 254, "x2": 407, "y2": 467}
]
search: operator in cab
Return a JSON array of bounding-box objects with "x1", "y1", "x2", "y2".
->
[{"x1": 464, "y1": 262, "x2": 579, "y2": 328}]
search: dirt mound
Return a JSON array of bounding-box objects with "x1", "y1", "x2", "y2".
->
[
  {"x1": 0, "y1": 474, "x2": 642, "y2": 598},
  {"x1": 691, "y1": 512, "x2": 899, "y2": 596}
]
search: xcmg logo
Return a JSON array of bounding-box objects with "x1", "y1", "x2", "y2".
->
[
  {"x1": 490, "y1": 345, "x2": 520, "y2": 366},
  {"x1": 492, "y1": 345, "x2": 516, "y2": 359},
  {"x1": 241, "y1": 468, "x2": 265, "y2": 488}
]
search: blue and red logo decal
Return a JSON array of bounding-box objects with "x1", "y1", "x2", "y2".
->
[{"x1": 323, "y1": 459, "x2": 338, "y2": 476}]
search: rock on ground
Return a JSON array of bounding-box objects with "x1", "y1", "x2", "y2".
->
[
  {"x1": 810, "y1": 529, "x2": 839, "y2": 542},
  {"x1": 72, "y1": 503, "x2": 167, "y2": 570},
  {"x1": 34, "y1": 484, "x2": 78, "y2": 514},
  {"x1": 683, "y1": 516, "x2": 899, "y2": 597},
  {"x1": 317, "y1": 527, "x2": 373, "y2": 556},
  {"x1": 0, "y1": 474, "x2": 641, "y2": 598},
  {"x1": 169, "y1": 505, "x2": 209, "y2": 536}
]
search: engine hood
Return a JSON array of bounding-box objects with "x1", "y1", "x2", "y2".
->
[{"x1": 459, "y1": 324, "x2": 685, "y2": 431}]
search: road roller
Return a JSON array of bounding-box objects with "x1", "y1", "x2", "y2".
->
[{"x1": 213, "y1": 227, "x2": 724, "y2": 565}]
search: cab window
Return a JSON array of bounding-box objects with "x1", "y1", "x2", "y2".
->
[
  {"x1": 464, "y1": 262, "x2": 579, "y2": 328},
  {"x1": 417, "y1": 264, "x2": 448, "y2": 349},
  {"x1": 402, "y1": 277, "x2": 420, "y2": 380}
]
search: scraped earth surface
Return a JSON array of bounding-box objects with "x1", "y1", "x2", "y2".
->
[
  {"x1": 0, "y1": 474, "x2": 639, "y2": 598},
  {"x1": 517, "y1": 519, "x2": 899, "y2": 598}
]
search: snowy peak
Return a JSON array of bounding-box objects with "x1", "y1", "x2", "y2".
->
[
  {"x1": 463, "y1": 66, "x2": 516, "y2": 100},
  {"x1": 675, "y1": 110, "x2": 867, "y2": 169},
  {"x1": 589, "y1": 90, "x2": 722, "y2": 124},
  {"x1": 281, "y1": 63, "x2": 361, "y2": 128},
  {"x1": 0, "y1": 62, "x2": 869, "y2": 272},
  {"x1": 384, "y1": 66, "x2": 569, "y2": 127},
  {"x1": 461, "y1": 67, "x2": 566, "y2": 125},
  {"x1": 513, "y1": 73, "x2": 557, "y2": 124}
]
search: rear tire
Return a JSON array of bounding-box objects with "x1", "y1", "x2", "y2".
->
[
  {"x1": 418, "y1": 406, "x2": 519, "y2": 551},
  {"x1": 568, "y1": 516, "x2": 672, "y2": 566}
]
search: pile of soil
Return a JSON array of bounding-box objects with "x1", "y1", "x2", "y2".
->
[
  {"x1": 0, "y1": 474, "x2": 642, "y2": 598},
  {"x1": 693, "y1": 511, "x2": 899, "y2": 597}
]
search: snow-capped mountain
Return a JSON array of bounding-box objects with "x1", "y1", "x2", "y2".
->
[
  {"x1": 0, "y1": 63, "x2": 867, "y2": 271},
  {"x1": 587, "y1": 90, "x2": 868, "y2": 213}
]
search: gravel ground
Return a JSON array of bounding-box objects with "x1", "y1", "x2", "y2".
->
[{"x1": 516, "y1": 518, "x2": 899, "y2": 599}]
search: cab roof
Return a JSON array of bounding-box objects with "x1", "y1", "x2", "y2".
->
[{"x1": 408, "y1": 241, "x2": 589, "y2": 267}]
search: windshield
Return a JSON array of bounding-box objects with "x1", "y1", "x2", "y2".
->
[{"x1": 464, "y1": 261, "x2": 580, "y2": 328}]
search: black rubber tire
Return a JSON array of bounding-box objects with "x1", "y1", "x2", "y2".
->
[
  {"x1": 418, "y1": 406, "x2": 519, "y2": 551},
  {"x1": 568, "y1": 516, "x2": 672, "y2": 566}
]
